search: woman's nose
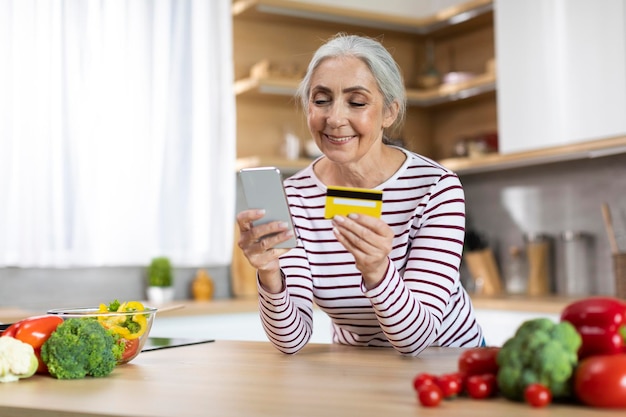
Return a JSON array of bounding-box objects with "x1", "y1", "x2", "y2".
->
[{"x1": 326, "y1": 102, "x2": 347, "y2": 127}]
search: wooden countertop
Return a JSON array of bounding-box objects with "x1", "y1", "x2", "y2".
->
[{"x1": 0, "y1": 340, "x2": 619, "y2": 417}]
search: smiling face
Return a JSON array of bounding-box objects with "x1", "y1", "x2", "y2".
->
[{"x1": 306, "y1": 56, "x2": 398, "y2": 168}]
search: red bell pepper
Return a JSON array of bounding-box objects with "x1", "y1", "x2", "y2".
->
[
  {"x1": 560, "y1": 297, "x2": 626, "y2": 359},
  {"x1": 1, "y1": 315, "x2": 64, "y2": 374}
]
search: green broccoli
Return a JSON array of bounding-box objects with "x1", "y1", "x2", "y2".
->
[
  {"x1": 496, "y1": 317, "x2": 581, "y2": 401},
  {"x1": 40, "y1": 318, "x2": 123, "y2": 379}
]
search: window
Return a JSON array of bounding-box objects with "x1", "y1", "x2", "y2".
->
[{"x1": 0, "y1": 0, "x2": 236, "y2": 267}]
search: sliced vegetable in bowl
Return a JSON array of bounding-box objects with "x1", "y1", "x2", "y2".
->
[{"x1": 97, "y1": 300, "x2": 150, "y2": 340}]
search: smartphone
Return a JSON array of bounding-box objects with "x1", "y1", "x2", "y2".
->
[{"x1": 238, "y1": 167, "x2": 298, "y2": 249}]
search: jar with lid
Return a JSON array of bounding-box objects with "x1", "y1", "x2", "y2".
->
[
  {"x1": 503, "y1": 245, "x2": 528, "y2": 294},
  {"x1": 555, "y1": 231, "x2": 594, "y2": 296}
]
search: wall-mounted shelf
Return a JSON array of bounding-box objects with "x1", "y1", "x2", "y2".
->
[
  {"x1": 406, "y1": 72, "x2": 495, "y2": 107},
  {"x1": 236, "y1": 156, "x2": 312, "y2": 176},
  {"x1": 440, "y1": 134, "x2": 626, "y2": 175},
  {"x1": 237, "y1": 135, "x2": 626, "y2": 177},
  {"x1": 233, "y1": 0, "x2": 493, "y2": 36},
  {"x1": 235, "y1": 72, "x2": 496, "y2": 108}
]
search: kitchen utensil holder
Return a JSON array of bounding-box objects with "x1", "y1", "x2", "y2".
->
[
  {"x1": 525, "y1": 233, "x2": 553, "y2": 296},
  {"x1": 464, "y1": 248, "x2": 502, "y2": 296}
]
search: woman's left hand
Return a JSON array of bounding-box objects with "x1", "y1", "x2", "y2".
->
[{"x1": 331, "y1": 214, "x2": 394, "y2": 289}]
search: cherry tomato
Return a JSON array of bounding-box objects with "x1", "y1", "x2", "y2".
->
[
  {"x1": 574, "y1": 354, "x2": 626, "y2": 408},
  {"x1": 466, "y1": 374, "x2": 496, "y2": 399},
  {"x1": 458, "y1": 347, "x2": 500, "y2": 377},
  {"x1": 435, "y1": 373, "x2": 462, "y2": 398},
  {"x1": 2, "y1": 315, "x2": 64, "y2": 374},
  {"x1": 524, "y1": 383, "x2": 552, "y2": 408},
  {"x1": 120, "y1": 338, "x2": 140, "y2": 363},
  {"x1": 417, "y1": 384, "x2": 443, "y2": 407},
  {"x1": 412, "y1": 372, "x2": 436, "y2": 391},
  {"x1": 447, "y1": 371, "x2": 465, "y2": 393}
]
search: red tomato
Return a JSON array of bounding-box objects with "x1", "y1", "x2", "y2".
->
[
  {"x1": 448, "y1": 371, "x2": 465, "y2": 393},
  {"x1": 574, "y1": 354, "x2": 626, "y2": 408},
  {"x1": 458, "y1": 347, "x2": 500, "y2": 377},
  {"x1": 2, "y1": 315, "x2": 64, "y2": 374},
  {"x1": 412, "y1": 372, "x2": 436, "y2": 391},
  {"x1": 121, "y1": 338, "x2": 140, "y2": 363},
  {"x1": 435, "y1": 373, "x2": 462, "y2": 398},
  {"x1": 466, "y1": 374, "x2": 496, "y2": 399},
  {"x1": 524, "y1": 383, "x2": 552, "y2": 408},
  {"x1": 417, "y1": 384, "x2": 443, "y2": 407}
]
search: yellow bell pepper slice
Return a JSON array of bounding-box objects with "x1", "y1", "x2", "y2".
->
[{"x1": 97, "y1": 300, "x2": 148, "y2": 340}]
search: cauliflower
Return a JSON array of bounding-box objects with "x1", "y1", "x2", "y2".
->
[
  {"x1": 496, "y1": 317, "x2": 581, "y2": 401},
  {"x1": 0, "y1": 336, "x2": 39, "y2": 383}
]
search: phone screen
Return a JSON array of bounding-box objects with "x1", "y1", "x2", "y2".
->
[{"x1": 238, "y1": 167, "x2": 297, "y2": 249}]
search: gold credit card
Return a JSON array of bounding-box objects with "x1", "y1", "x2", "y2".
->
[{"x1": 324, "y1": 186, "x2": 383, "y2": 219}]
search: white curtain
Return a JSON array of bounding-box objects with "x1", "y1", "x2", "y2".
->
[{"x1": 0, "y1": 0, "x2": 236, "y2": 267}]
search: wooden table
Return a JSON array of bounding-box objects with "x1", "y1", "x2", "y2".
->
[{"x1": 0, "y1": 340, "x2": 621, "y2": 417}]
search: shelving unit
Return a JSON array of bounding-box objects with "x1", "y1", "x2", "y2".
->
[
  {"x1": 233, "y1": 0, "x2": 626, "y2": 176},
  {"x1": 233, "y1": 0, "x2": 497, "y2": 170}
]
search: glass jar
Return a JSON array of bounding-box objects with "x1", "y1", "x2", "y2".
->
[{"x1": 555, "y1": 231, "x2": 594, "y2": 296}]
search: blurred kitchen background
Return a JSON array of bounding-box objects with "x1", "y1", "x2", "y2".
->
[{"x1": 1, "y1": 0, "x2": 626, "y2": 311}]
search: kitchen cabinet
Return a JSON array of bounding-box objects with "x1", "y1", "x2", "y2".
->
[
  {"x1": 232, "y1": 0, "x2": 498, "y2": 174},
  {"x1": 494, "y1": 0, "x2": 626, "y2": 155}
]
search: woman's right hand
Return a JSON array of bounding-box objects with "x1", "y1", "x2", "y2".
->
[{"x1": 236, "y1": 209, "x2": 294, "y2": 292}]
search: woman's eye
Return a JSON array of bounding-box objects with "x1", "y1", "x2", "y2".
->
[
  {"x1": 313, "y1": 99, "x2": 330, "y2": 105},
  {"x1": 350, "y1": 101, "x2": 366, "y2": 107}
]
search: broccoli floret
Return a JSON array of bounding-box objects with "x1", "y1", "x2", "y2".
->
[
  {"x1": 40, "y1": 318, "x2": 123, "y2": 379},
  {"x1": 0, "y1": 336, "x2": 39, "y2": 383},
  {"x1": 496, "y1": 318, "x2": 581, "y2": 401}
]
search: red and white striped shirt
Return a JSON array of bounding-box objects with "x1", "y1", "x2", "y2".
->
[{"x1": 258, "y1": 148, "x2": 483, "y2": 356}]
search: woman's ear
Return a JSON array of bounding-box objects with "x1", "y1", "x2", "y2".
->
[{"x1": 382, "y1": 101, "x2": 400, "y2": 129}]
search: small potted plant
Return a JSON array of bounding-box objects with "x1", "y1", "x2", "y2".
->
[{"x1": 146, "y1": 256, "x2": 174, "y2": 304}]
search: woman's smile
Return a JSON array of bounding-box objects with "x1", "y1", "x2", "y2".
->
[{"x1": 324, "y1": 133, "x2": 356, "y2": 144}]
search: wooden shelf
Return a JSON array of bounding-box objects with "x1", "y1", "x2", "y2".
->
[
  {"x1": 406, "y1": 72, "x2": 496, "y2": 106},
  {"x1": 237, "y1": 135, "x2": 626, "y2": 177},
  {"x1": 234, "y1": 76, "x2": 300, "y2": 97},
  {"x1": 235, "y1": 72, "x2": 496, "y2": 108},
  {"x1": 440, "y1": 134, "x2": 626, "y2": 175},
  {"x1": 470, "y1": 295, "x2": 577, "y2": 314},
  {"x1": 236, "y1": 156, "x2": 312, "y2": 176},
  {"x1": 233, "y1": 0, "x2": 493, "y2": 36}
]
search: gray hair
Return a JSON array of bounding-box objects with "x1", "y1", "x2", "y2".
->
[{"x1": 296, "y1": 33, "x2": 406, "y2": 138}]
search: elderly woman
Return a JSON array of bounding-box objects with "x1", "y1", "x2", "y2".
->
[{"x1": 236, "y1": 33, "x2": 484, "y2": 356}]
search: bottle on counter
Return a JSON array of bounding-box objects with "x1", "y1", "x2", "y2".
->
[{"x1": 192, "y1": 269, "x2": 214, "y2": 301}]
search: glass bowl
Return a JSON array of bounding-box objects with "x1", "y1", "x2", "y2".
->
[{"x1": 47, "y1": 305, "x2": 157, "y2": 364}]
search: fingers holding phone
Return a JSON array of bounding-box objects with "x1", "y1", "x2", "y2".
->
[
  {"x1": 236, "y1": 209, "x2": 293, "y2": 279},
  {"x1": 238, "y1": 167, "x2": 298, "y2": 250}
]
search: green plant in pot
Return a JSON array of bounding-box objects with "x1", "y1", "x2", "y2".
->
[{"x1": 147, "y1": 256, "x2": 174, "y2": 304}]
